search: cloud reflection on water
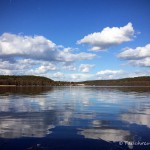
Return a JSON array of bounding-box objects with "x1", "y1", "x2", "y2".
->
[
  {"x1": 0, "y1": 115, "x2": 55, "y2": 138},
  {"x1": 0, "y1": 86, "x2": 150, "y2": 142},
  {"x1": 78, "y1": 128, "x2": 131, "y2": 142},
  {"x1": 121, "y1": 105, "x2": 150, "y2": 128}
]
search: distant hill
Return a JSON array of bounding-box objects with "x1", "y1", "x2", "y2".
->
[
  {"x1": 0, "y1": 75, "x2": 56, "y2": 86},
  {"x1": 78, "y1": 76, "x2": 150, "y2": 86},
  {"x1": 0, "y1": 75, "x2": 150, "y2": 86}
]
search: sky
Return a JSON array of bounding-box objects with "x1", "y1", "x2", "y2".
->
[{"x1": 0, "y1": 0, "x2": 150, "y2": 81}]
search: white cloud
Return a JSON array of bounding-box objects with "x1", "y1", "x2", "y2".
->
[
  {"x1": 51, "y1": 73, "x2": 94, "y2": 81},
  {"x1": 0, "y1": 33, "x2": 96, "y2": 77},
  {"x1": 28, "y1": 65, "x2": 56, "y2": 74},
  {"x1": 0, "y1": 69, "x2": 12, "y2": 75},
  {"x1": 79, "y1": 64, "x2": 95, "y2": 73},
  {"x1": 52, "y1": 72, "x2": 93, "y2": 81},
  {"x1": 118, "y1": 44, "x2": 150, "y2": 59},
  {"x1": 37, "y1": 64, "x2": 56, "y2": 72},
  {"x1": 0, "y1": 59, "x2": 31, "y2": 75},
  {"x1": 96, "y1": 70, "x2": 124, "y2": 79},
  {"x1": 0, "y1": 59, "x2": 57, "y2": 75},
  {"x1": 62, "y1": 63, "x2": 77, "y2": 71},
  {"x1": 128, "y1": 58, "x2": 150, "y2": 67},
  {"x1": 0, "y1": 33, "x2": 56, "y2": 60},
  {"x1": 77, "y1": 22, "x2": 134, "y2": 51},
  {"x1": 66, "y1": 65, "x2": 76, "y2": 71},
  {"x1": 69, "y1": 70, "x2": 150, "y2": 81},
  {"x1": 59, "y1": 50, "x2": 95, "y2": 62},
  {"x1": 68, "y1": 73, "x2": 94, "y2": 81},
  {"x1": 0, "y1": 60, "x2": 23, "y2": 70},
  {"x1": 96, "y1": 70, "x2": 124, "y2": 75},
  {"x1": 0, "y1": 33, "x2": 96, "y2": 62},
  {"x1": 53, "y1": 72, "x2": 64, "y2": 79},
  {"x1": 118, "y1": 44, "x2": 150, "y2": 67}
]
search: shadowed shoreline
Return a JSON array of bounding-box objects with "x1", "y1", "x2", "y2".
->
[{"x1": 0, "y1": 75, "x2": 150, "y2": 86}]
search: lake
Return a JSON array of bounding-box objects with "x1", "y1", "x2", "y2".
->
[{"x1": 0, "y1": 86, "x2": 150, "y2": 150}]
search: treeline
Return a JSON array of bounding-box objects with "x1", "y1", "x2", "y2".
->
[
  {"x1": 0, "y1": 75, "x2": 150, "y2": 86},
  {"x1": 0, "y1": 75, "x2": 56, "y2": 86},
  {"x1": 79, "y1": 76, "x2": 150, "y2": 86}
]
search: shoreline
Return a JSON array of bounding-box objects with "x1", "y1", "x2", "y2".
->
[
  {"x1": 0, "y1": 85, "x2": 150, "y2": 87},
  {"x1": 0, "y1": 85, "x2": 16, "y2": 87}
]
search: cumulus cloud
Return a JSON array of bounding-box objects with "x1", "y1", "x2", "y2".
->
[
  {"x1": 28, "y1": 65, "x2": 56, "y2": 74},
  {"x1": 69, "y1": 73, "x2": 94, "y2": 81},
  {"x1": 96, "y1": 70, "x2": 124, "y2": 79},
  {"x1": 51, "y1": 73, "x2": 94, "y2": 81},
  {"x1": 118, "y1": 44, "x2": 150, "y2": 59},
  {"x1": 0, "y1": 33, "x2": 56, "y2": 61},
  {"x1": 53, "y1": 72, "x2": 64, "y2": 79},
  {"x1": 0, "y1": 59, "x2": 57, "y2": 75},
  {"x1": 0, "y1": 33, "x2": 95, "y2": 62},
  {"x1": 118, "y1": 44, "x2": 150, "y2": 67},
  {"x1": 62, "y1": 63, "x2": 77, "y2": 71},
  {"x1": 0, "y1": 59, "x2": 32, "y2": 75},
  {"x1": 128, "y1": 58, "x2": 150, "y2": 67},
  {"x1": 64, "y1": 65, "x2": 76, "y2": 71},
  {"x1": 68, "y1": 70, "x2": 150, "y2": 81},
  {"x1": 79, "y1": 64, "x2": 95, "y2": 73},
  {"x1": 0, "y1": 33, "x2": 96, "y2": 77},
  {"x1": 77, "y1": 22, "x2": 134, "y2": 51},
  {"x1": 59, "y1": 51, "x2": 95, "y2": 62}
]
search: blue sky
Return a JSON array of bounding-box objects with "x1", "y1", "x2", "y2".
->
[{"x1": 0, "y1": 0, "x2": 150, "y2": 81}]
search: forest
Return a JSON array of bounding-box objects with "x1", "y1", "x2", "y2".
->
[
  {"x1": 0, "y1": 75, "x2": 56, "y2": 86},
  {"x1": 0, "y1": 75, "x2": 150, "y2": 86},
  {"x1": 78, "y1": 76, "x2": 150, "y2": 86}
]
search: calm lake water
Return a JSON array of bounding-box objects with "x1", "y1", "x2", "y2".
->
[{"x1": 0, "y1": 86, "x2": 150, "y2": 150}]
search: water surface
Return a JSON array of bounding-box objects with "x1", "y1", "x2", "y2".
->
[{"x1": 0, "y1": 86, "x2": 150, "y2": 150}]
